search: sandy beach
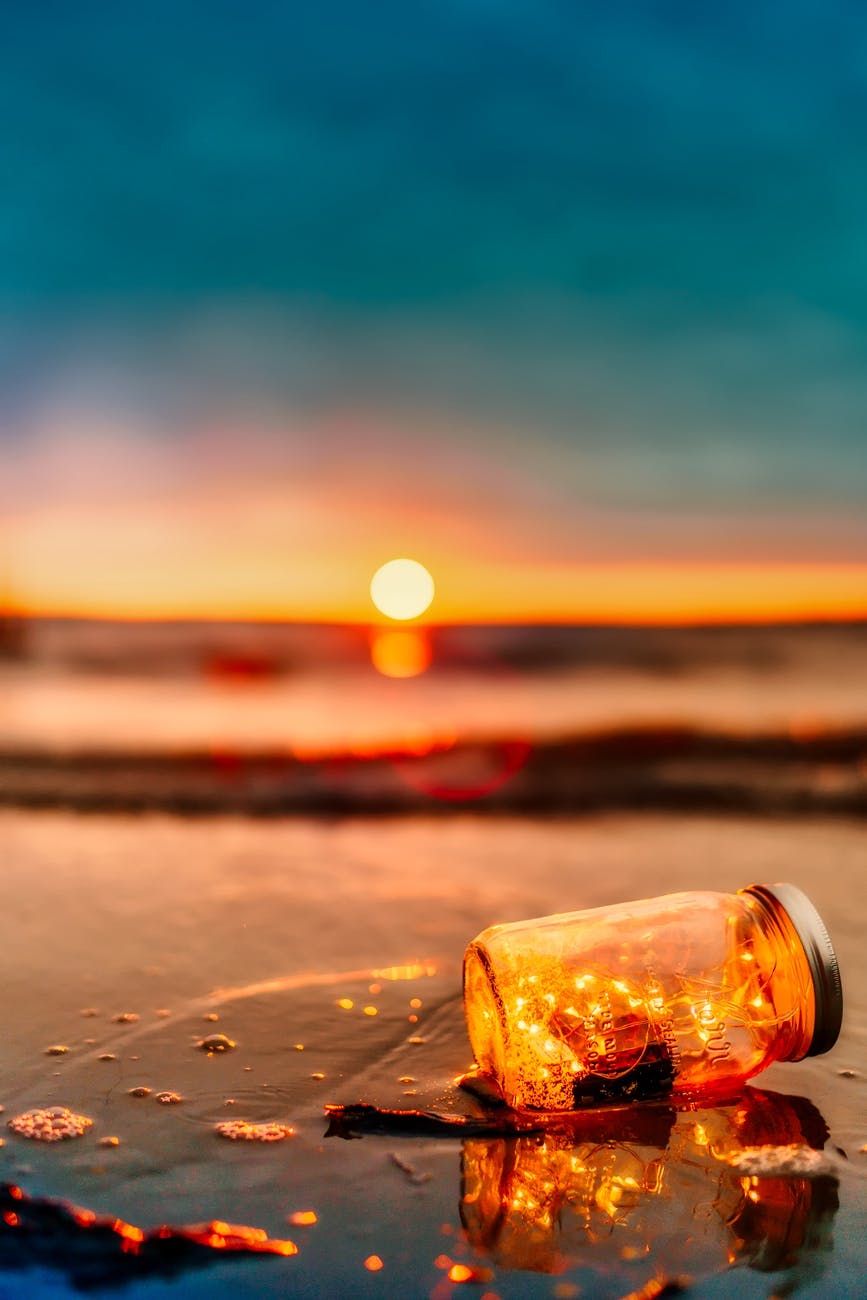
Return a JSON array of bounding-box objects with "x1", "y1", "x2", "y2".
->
[{"x1": 1, "y1": 809, "x2": 864, "y2": 1298}]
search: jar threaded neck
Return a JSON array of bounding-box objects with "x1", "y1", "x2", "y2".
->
[{"x1": 740, "y1": 883, "x2": 843, "y2": 1059}]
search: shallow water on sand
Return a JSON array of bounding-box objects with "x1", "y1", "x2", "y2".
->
[{"x1": 0, "y1": 811, "x2": 864, "y2": 1298}]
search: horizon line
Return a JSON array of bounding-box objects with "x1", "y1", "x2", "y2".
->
[{"x1": 4, "y1": 610, "x2": 867, "y2": 630}]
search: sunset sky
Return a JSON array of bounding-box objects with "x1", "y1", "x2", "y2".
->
[{"x1": 3, "y1": 3, "x2": 867, "y2": 623}]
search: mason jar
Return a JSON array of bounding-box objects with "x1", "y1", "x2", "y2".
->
[{"x1": 463, "y1": 883, "x2": 842, "y2": 1111}]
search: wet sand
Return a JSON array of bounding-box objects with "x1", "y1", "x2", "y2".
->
[{"x1": 0, "y1": 810, "x2": 864, "y2": 1298}]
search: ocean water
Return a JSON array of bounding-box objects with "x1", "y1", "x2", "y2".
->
[
  {"x1": 5, "y1": 619, "x2": 867, "y2": 751},
  {"x1": 2, "y1": 620, "x2": 867, "y2": 816}
]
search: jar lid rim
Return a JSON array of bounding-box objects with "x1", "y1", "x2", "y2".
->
[{"x1": 742, "y1": 883, "x2": 843, "y2": 1057}]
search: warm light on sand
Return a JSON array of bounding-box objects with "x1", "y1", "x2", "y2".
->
[{"x1": 370, "y1": 558, "x2": 435, "y2": 620}]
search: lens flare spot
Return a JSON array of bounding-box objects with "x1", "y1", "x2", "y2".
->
[{"x1": 370, "y1": 559, "x2": 434, "y2": 621}]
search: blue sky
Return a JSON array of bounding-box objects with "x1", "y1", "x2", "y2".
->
[{"x1": 2, "y1": 2, "x2": 867, "y2": 614}]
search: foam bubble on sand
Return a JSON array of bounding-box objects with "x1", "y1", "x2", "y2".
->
[
  {"x1": 197, "y1": 1033, "x2": 236, "y2": 1053},
  {"x1": 8, "y1": 1106, "x2": 94, "y2": 1142},
  {"x1": 215, "y1": 1120, "x2": 295, "y2": 1142},
  {"x1": 724, "y1": 1144, "x2": 837, "y2": 1176}
]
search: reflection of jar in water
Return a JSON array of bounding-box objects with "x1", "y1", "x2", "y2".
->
[
  {"x1": 463, "y1": 883, "x2": 842, "y2": 1112},
  {"x1": 459, "y1": 1088, "x2": 838, "y2": 1279}
]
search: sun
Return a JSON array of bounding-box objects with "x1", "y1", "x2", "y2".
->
[{"x1": 369, "y1": 558, "x2": 435, "y2": 621}]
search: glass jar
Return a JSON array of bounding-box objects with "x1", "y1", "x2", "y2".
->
[{"x1": 463, "y1": 883, "x2": 842, "y2": 1111}]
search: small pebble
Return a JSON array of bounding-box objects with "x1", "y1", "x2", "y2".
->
[
  {"x1": 293, "y1": 1044, "x2": 304, "y2": 1052},
  {"x1": 80, "y1": 1009, "x2": 99, "y2": 1018},
  {"x1": 127, "y1": 1086, "x2": 151, "y2": 1098},
  {"x1": 215, "y1": 1120, "x2": 295, "y2": 1142},
  {"x1": 98, "y1": 1136, "x2": 120, "y2": 1148},
  {"x1": 407, "y1": 1037, "x2": 426, "y2": 1045},
  {"x1": 203, "y1": 1013, "x2": 219, "y2": 1022},
  {"x1": 8, "y1": 1106, "x2": 93, "y2": 1142},
  {"x1": 155, "y1": 1092, "x2": 183, "y2": 1105},
  {"x1": 310, "y1": 1073, "x2": 326, "y2": 1081},
  {"x1": 44, "y1": 1046, "x2": 69, "y2": 1056},
  {"x1": 113, "y1": 1013, "x2": 139, "y2": 1024},
  {"x1": 288, "y1": 1210, "x2": 318, "y2": 1226},
  {"x1": 837, "y1": 1068, "x2": 859, "y2": 1079},
  {"x1": 98, "y1": 1054, "x2": 117, "y2": 1063},
  {"x1": 155, "y1": 1009, "x2": 171, "y2": 1018},
  {"x1": 398, "y1": 1076, "x2": 416, "y2": 1085}
]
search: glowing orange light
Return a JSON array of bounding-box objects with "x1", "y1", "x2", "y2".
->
[
  {"x1": 448, "y1": 1263, "x2": 475, "y2": 1283},
  {"x1": 370, "y1": 558, "x2": 435, "y2": 620},
  {"x1": 370, "y1": 628, "x2": 431, "y2": 677},
  {"x1": 364, "y1": 1254, "x2": 384, "y2": 1271},
  {"x1": 288, "y1": 1210, "x2": 318, "y2": 1226}
]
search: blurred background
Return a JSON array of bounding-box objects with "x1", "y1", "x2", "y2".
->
[
  {"x1": 2, "y1": 0, "x2": 867, "y2": 811},
  {"x1": 2, "y1": 11, "x2": 866, "y2": 1296}
]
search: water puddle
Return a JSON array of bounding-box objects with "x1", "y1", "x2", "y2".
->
[{"x1": 0, "y1": 952, "x2": 849, "y2": 1297}]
